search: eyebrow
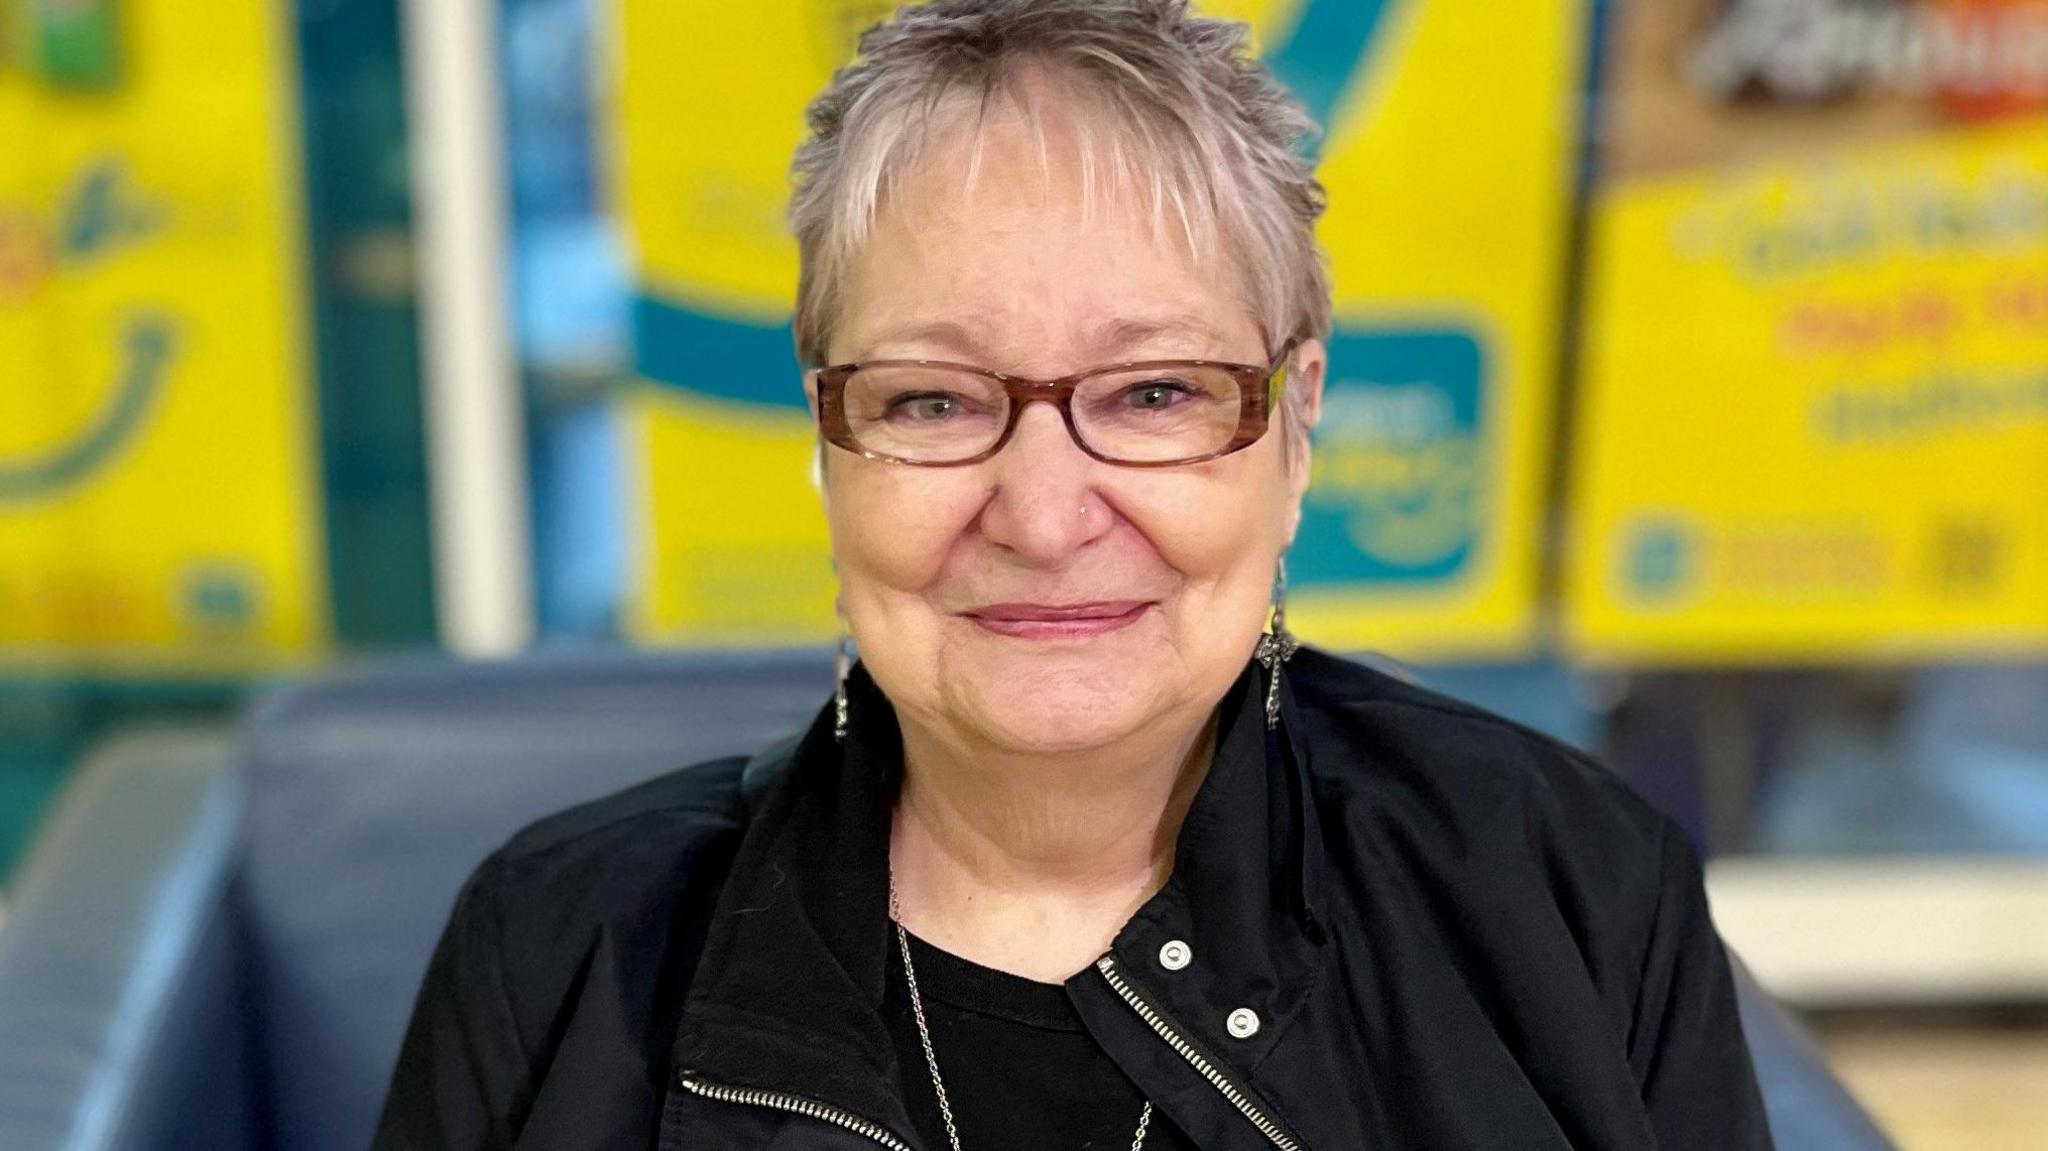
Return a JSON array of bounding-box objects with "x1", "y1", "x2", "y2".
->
[
  {"x1": 1093, "y1": 315, "x2": 1235, "y2": 356},
  {"x1": 857, "y1": 313, "x2": 1236, "y2": 365}
]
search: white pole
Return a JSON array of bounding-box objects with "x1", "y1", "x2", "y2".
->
[{"x1": 399, "y1": 0, "x2": 536, "y2": 656}]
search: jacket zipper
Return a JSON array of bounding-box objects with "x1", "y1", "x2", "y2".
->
[
  {"x1": 676, "y1": 1073, "x2": 914, "y2": 1151},
  {"x1": 1096, "y1": 955, "x2": 1307, "y2": 1151},
  {"x1": 679, "y1": 959, "x2": 1307, "y2": 1151}
]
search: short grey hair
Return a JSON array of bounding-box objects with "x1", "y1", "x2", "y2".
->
[{"x1": 789, "y1": 0, "x2": 1332, "y2": 402}]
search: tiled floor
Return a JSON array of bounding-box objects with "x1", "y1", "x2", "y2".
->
[{"x1": 1820, "y1": 1021, "x2": 2048, "y2": 1150}]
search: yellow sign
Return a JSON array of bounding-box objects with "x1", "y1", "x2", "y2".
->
[
  {"x1": 617, "y1": 1, "x2": 1583, "y2": 658},
  {"x1": 0, "y1": 0, "x2": 327, "y2": 670},
  {"x1": 1569, "y1": 0, "x2": 2048, "y2": 663}
]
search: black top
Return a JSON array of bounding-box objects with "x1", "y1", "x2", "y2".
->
[
  {"x1": 887, "y1": 928, "x2": 1198, "y2": 1151},
  {"x1": 374, "y1": 649, "x2": 1775, "y2": 1151}
]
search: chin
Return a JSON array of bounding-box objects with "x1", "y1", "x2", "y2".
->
[
  {"x1": 944, "y1": 650, "x2": 1169, "y2": 755},
  {"x1": 980, "y1": 702, "x2": 1145, "y2": 755}
]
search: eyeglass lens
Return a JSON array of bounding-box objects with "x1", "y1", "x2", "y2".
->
[{"x1": 838, "y1": 363, "x2": 1249, "y2": 463}]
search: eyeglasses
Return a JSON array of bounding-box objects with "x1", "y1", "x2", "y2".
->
[{"x1": 812, "y1": 339, "x2": 1298, "y2": 467}]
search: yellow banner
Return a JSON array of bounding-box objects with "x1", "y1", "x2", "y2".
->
[
  {"x1": 0, "y1": 0, "x2": 326, "y2": 671},
  {"x1": 1569, "y1": 0, "x2": 2048, "y2": 664},
  {"x1": 618, "y1": 0, "x2": 1583, "y2": 658}
]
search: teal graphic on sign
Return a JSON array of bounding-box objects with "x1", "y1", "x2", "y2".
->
[
  {"x1": 0, "y1": 314, "x2": 176, "y2": 501},
  {"x1": 1, "y1": 160, "x2": 175, "y2": 502},
  {"x1": 1291, "y1": 327, "x2": 1486, "y2": 585},
  {"x1": 62, "y1": 160, "x2": 165, "y2": 262},
  {"x1": 1622, "y1": 518, "x2": 1699, "y2": 604}
]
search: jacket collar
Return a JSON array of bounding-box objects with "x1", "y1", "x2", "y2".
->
[
  {"x1": 671, "y1": 655, "x2": 1329, "y2": 1137},
  {"x1": 1096, "y1": 656, "x2": 1329, "y2": 1074}
]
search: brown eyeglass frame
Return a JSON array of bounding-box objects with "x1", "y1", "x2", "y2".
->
[{"x1": 813, "y1": 338, "x2": 1299, "y2": 468}]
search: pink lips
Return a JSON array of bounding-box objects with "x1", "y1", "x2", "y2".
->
[{"x1": 964, "y1": 600, "x2": 1153, "y2": 640}]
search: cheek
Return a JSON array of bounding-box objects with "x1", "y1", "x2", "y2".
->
[
  {"x1": 1113, "y1": 453, "x2": 1293, "y2": 588},
  {"x1": 825, "y1": 459, "x2": 982, "y2": 596}
]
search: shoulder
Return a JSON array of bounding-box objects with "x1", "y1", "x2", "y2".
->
[
  {"x1": 471, "y1": 755, "x2": 753, "y2": 925},
  {"x1": 1288, "y1": 646, "x2": 1678, "y2": 901},
  {"x1": 442, "y1": 756, "x2": 754, "y2": 1039},
  {"x1": 381, "y1": 758, "x2": 757, "y2": 1143},
  {"x1": 496, "y1": 754, "x2": 751, "y2": 861}
]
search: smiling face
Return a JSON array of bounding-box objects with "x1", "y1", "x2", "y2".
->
[{"x1": 811, "y1": 93, "x2": 1325, "y2": 759}]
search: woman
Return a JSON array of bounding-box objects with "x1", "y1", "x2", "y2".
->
[{"x1": 376, "y1": 2, "x2": 1773, "y2": 1148}]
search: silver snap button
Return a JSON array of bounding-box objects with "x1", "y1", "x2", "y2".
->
[
  {"x1": 1226, "y1": 1007, "x2": 1261, "y2": 1039},
  {"x1": 1157, "y1": 939, "x2": 1192, "y2": 971}
]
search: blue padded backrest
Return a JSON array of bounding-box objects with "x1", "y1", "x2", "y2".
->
[{"x1": 231, "y1": 648, "x2": 832, "y2": 1151}]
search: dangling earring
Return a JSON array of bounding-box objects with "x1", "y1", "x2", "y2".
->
[
  {"x1": 834, "y1": 627, "x2": 855, "y2": 742},
  {"x1": 1255, "y1": 559, "x2": 1300, "y2": 730}
]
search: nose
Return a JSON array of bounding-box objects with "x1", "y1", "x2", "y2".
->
[{"x1": 975, "y1": 401, "x2": 1113, "y2": 566}]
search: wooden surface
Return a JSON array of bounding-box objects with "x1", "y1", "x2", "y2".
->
[{"x1": 1819, "y1": 1021, "x2": 2048, "y2": 1150}]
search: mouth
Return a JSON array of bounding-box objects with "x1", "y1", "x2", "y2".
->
[{"x1": 962, "y1": 600, "x2": 1154, "y2": 641}]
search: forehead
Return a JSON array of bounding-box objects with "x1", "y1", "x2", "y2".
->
[{"x1": 831, "y1": 87, "x2": 1260, "y2": 365}]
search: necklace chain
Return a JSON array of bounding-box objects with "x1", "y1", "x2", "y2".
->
[{"x1": 890, "y1": 886, "x2": 1153, "y2": 1151}]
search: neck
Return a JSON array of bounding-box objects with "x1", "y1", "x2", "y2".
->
[{"x1": 887, "y1": 709, "x2": 1215, "y2": 982}]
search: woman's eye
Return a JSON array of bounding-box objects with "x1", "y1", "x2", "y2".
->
[
  {"x1": 1124, "y1": 379, "x2": 1196, "y2": 410},
  {"x1": 885, "y1": 391, "x2": 964, "y2": 421}
]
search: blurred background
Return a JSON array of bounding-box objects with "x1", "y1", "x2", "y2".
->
[{"x1": 4, "y1": 0, "x2": 2048, "y2": 1147}]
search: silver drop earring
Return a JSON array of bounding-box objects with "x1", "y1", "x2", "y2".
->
[
  {"x1": 1255, "y1": 559, "x2": 1300, "y2": 730},
  {"x1": 834, "y1": 628, "x2": 855, "y2": 742}
]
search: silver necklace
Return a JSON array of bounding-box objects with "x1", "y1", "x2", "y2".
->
[{"x1": 889, "y1": 886, "x2": 1154, "y2": 1151}]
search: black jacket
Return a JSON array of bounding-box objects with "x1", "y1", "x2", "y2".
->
[{"x1": 374, "y1": 649, "x2": 1773, "y2": 1150}]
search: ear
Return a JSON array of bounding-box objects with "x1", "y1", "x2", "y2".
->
[
  {"x1": 803, "y1": 368, "x2": 822, "y2": 421},
  {"x1": 1282, "y1": 338, "x2": 1326, "y2": 546}
]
